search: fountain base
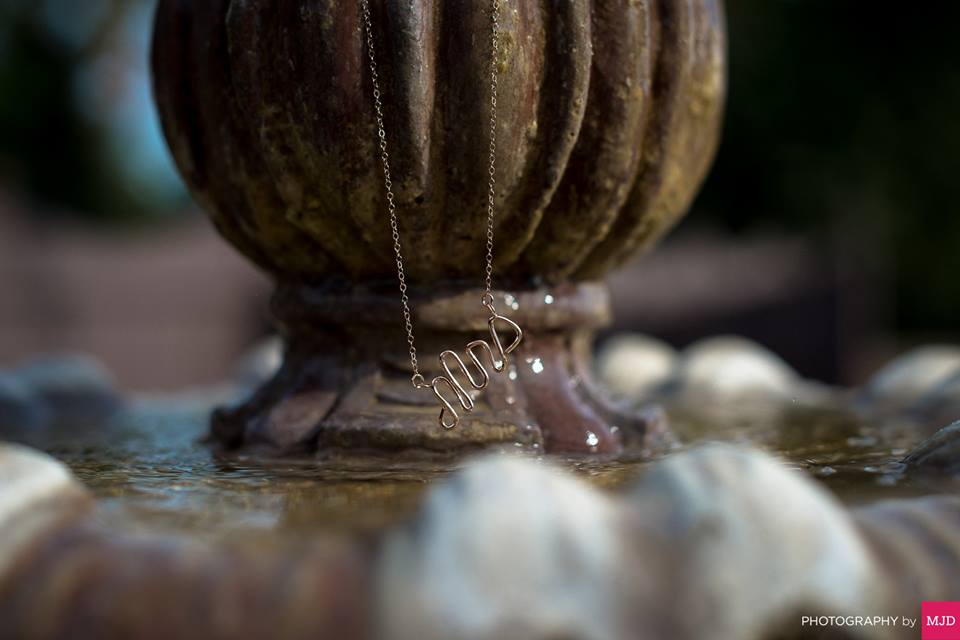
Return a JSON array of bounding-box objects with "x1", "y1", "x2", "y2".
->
[{"x1": 211, "y1": 282, "x2": 673, "y2": 456}]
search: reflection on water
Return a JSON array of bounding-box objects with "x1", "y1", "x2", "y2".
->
[{"x1": 5, "y1": 397, "x2": 955, "y2": 542}]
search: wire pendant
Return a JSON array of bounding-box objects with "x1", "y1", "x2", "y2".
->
[{"x1": 427, "y1": 312, "x2": 522, "y2": 429}]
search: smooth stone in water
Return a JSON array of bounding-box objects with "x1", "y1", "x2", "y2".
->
[
  {"x1": 859, "y1": 345, "x2": 960, "y2": 412},
  {"x1": 596, "y1": 333, "x2": 677, "y2": 400},
  {"x1": 0, "y1": 443, "x2": 91, "y2": 580},
  {"x1": 0, "y1": 373, "x2": 48, "y2": 430},
  {"x1": 669, "y1": 335, "x2": 799, "y2": 401},
  {"x1": 623, "y1": 443, "x2": 889, "y2": 640},
  {"x1": 378, "y1": 455, "x2": 624, "y2": 640},
  {"x1": 233, "y1": 335, "x2": 284, "y2": 390},
  {"x1": 14, "y1": 353, "x2": 120, "y2": 424},
  {"x1": 907, "y1": 369, "x2": 960, "y2": 434},
  {"x1": 902, "y1": 421, "x2": 960, "y2": 476},
  {"x1": 854, "y1": 496, "x2": 960, "y2": 606}
]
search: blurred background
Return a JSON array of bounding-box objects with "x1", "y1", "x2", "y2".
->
[{"x1": 0, "y1": 0, "x2": 958, "y2": 390}]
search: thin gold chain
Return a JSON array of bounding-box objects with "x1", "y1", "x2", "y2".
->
[
  {"x1": 360, "y1": 0, "x2": 501, "y2": 389},
  {"x1": 482, "y1": 0, "x2": 501, "y2": 308}
]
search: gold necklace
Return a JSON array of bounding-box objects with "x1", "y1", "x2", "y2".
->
[{"x1": 360, "y1": 0, "x2": 523, "y2": 430}]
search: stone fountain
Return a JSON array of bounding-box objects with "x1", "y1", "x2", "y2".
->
[
  {"x1": 151, "y1": 0, "x2": 725, "y2": 455},
  {"x1": 4, "y1": 1, "x2": 960, "y2": 639}
]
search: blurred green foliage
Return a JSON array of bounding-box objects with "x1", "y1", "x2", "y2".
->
[
  {"x1": 697, "y1": 1, "x2": 960, "y2": 331},
  {"x1": 0, "y1": 7, "x2": 101, "y2": 214},
  {"x1": 0, "y1": 0, "x2": 185, "y2": 222}
]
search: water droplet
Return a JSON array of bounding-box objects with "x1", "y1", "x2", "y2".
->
[
  {"x1": 530, "y1": 357, "x2": 544, "y2": 374},
  {"x1": 505, "y1": 395, "x2": 516, "y2": 405},
  {"x1": 543, "y1": 293, "x2": 554, "y2": 305},
  {"x1": 504, "y1": 293, "x2": 519, "y2": 310},
  {"x1": 585, "y1": 431, "x2": 599, "y2": 447},
  {"x1": 508, "y1": 364, "x2": 518, "y2": 381}
]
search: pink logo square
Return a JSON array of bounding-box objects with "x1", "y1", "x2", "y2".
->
[{"x1": 923, "y1": 602, "x2": 960, "y2": 640}]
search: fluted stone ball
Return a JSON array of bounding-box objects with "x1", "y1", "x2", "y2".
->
[{"x1": 152, "y1": 0, "x2": 725, "y2": 285}]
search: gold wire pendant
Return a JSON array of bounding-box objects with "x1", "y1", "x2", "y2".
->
[{"x1": 424, "y1": 308, "x2": 522, "y2": 429}]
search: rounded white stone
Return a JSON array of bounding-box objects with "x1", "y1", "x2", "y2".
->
[
  {"x1": 0, "y1": 443, "x2": 89, "y2": 578},
  {"x1": 673, "y1": 335, "x2": 798, "y2": 400},
  {"x1": 379, "y1": 455, "x2": 623, "y2": 640},
  {"x1": 861, "y1": 345, "x2": 960, "y2": 411},
  {"x1": 625, "y1": 443, "x2": 888, "y2": 640},
  {"x1": 234, "y1": 335, "x2": 284, "y2": 389},
  {"x1": 596, "y1": 333, "x2": 677, "y2": 399}
]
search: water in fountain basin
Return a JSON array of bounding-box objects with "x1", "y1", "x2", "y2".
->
[{"x1": 4, "y1": 395, "x2": 956, "y2": 544}]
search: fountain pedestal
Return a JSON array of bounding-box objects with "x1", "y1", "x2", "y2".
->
[{"x1": 213, "y1": 282, "x2": 671, "y2": 455}]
